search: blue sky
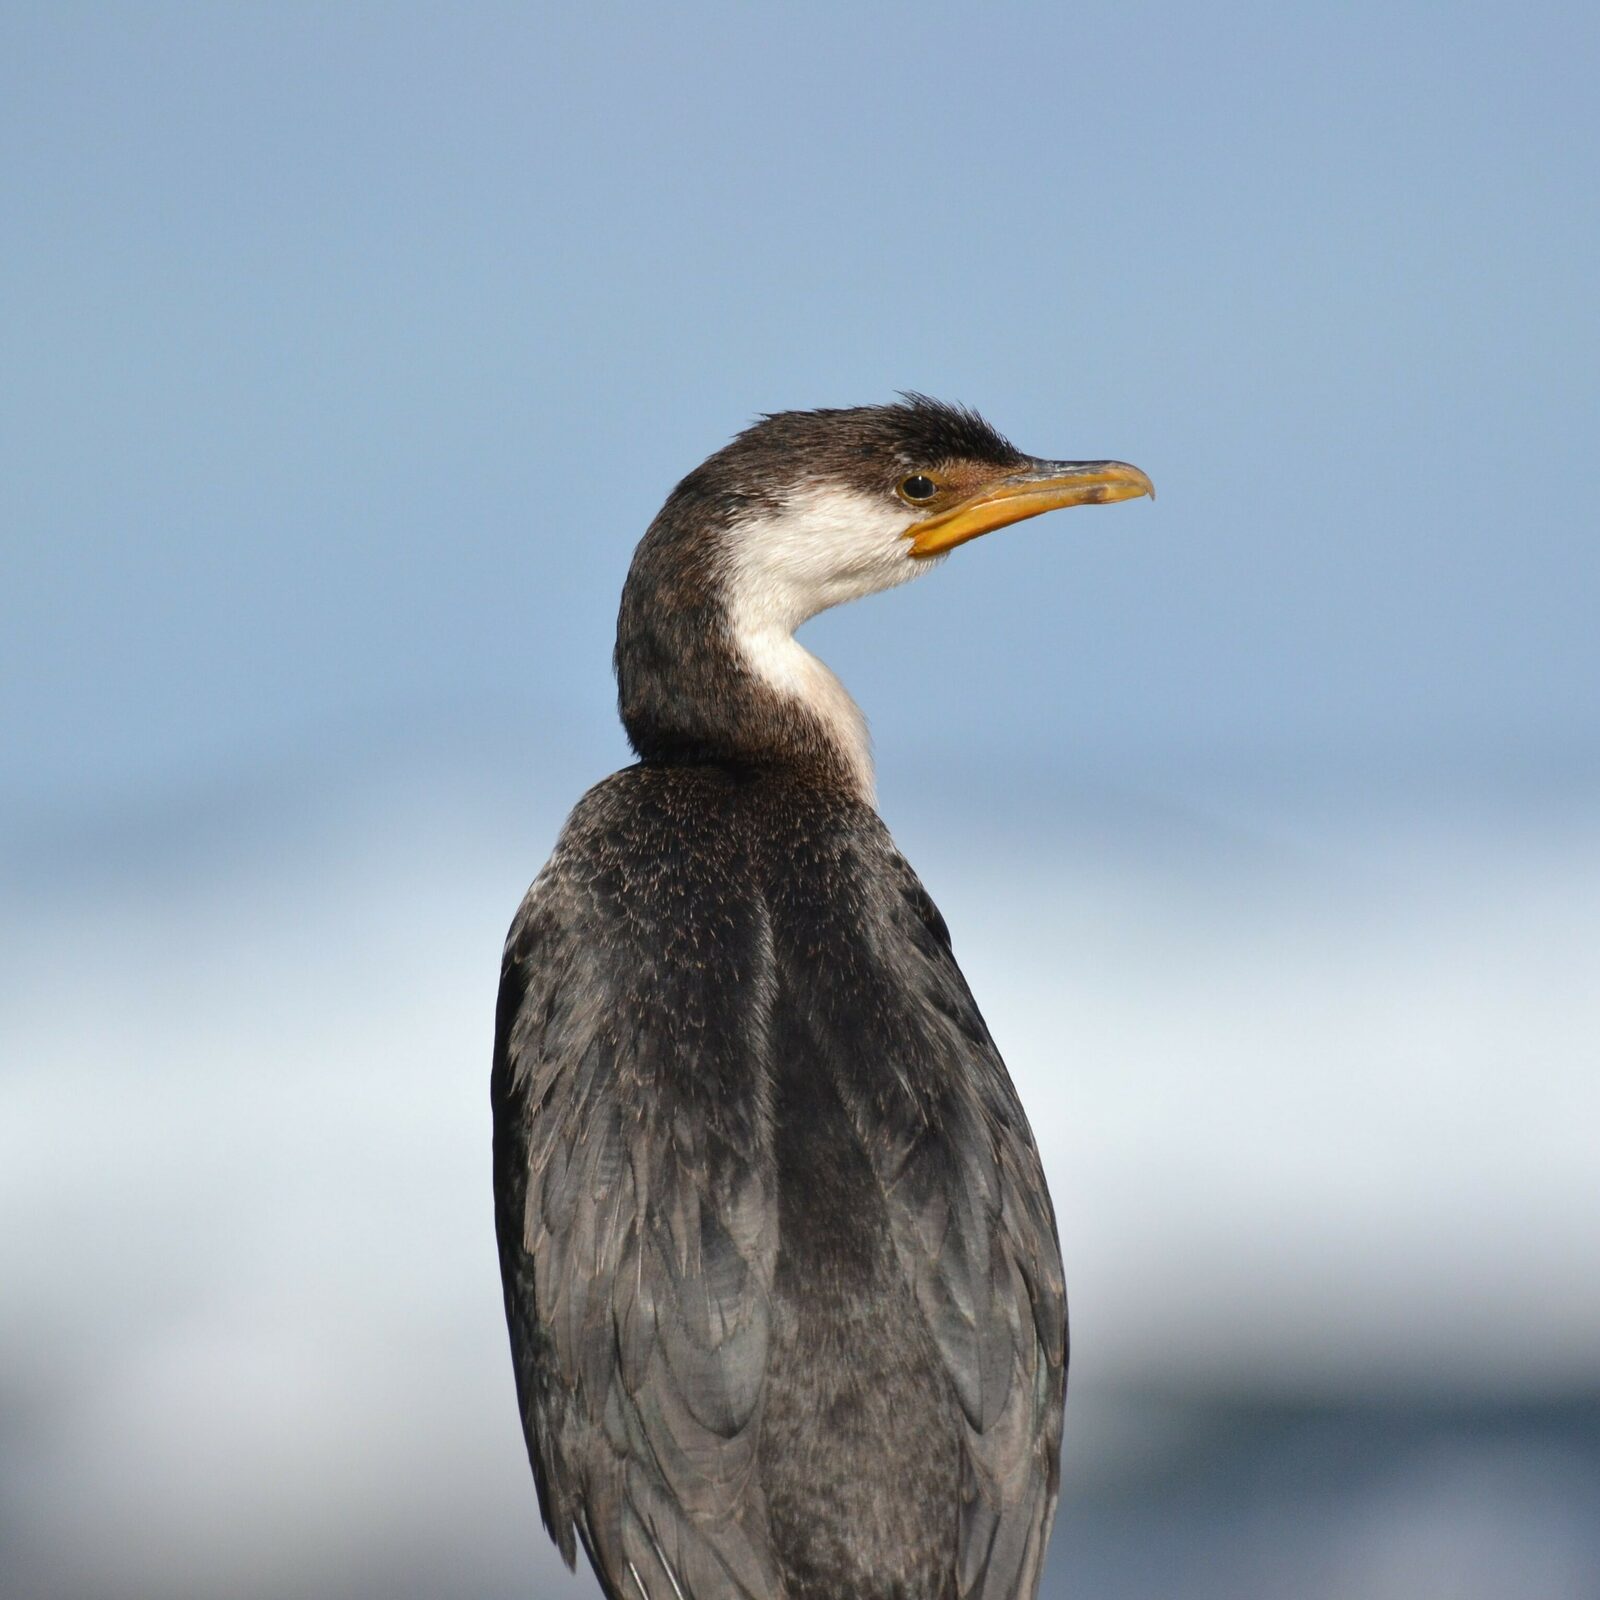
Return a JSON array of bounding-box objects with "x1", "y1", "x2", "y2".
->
[{"x1": 5, "y1": 1, "x2": 1597, "y2": 822}]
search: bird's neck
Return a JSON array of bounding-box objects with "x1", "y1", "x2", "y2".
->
[
  {"x1": 724, "y1": 612, "x2": 875, "y2": 799},
  {"x1": 615, "y1": 569, "x2": 875, "y2": 802}
]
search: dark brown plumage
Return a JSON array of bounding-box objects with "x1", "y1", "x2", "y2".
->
[{"x1": 493, "y1": 399, "x2": 1149, "y2": 1599}]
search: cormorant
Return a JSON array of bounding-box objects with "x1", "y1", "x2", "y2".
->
[{"x1": 492, "y1": 397, "x2": 1153, "y2": 1600}]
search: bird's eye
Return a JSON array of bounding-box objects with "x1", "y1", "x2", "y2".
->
[{"x1": 899, "y1": 474, "x2": 938, "y2": 503}]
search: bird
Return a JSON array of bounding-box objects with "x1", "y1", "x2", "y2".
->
[{"x1": 492, "y1": 396, "x2": 1153, "y2": 1600}]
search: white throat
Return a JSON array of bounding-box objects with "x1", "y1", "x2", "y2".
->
[{"x1": 719, "y1": 483, "x2": 932, "y2": 802}]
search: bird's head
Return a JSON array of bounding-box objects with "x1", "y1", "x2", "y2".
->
[
  {"x1": 658, "y1": 394, "x2": 1152, "y2": 629},
  {"x1": 616, "y1": 396, "x2": 1152, "y2": 791}
]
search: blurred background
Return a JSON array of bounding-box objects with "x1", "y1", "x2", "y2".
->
[{"x1": 4, "y1": 3, "x2": 1598, "y2": 1596}]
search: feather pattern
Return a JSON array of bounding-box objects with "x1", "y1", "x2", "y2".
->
[{"x1": 493, "y1": 765, "x2": 1066, "y2": 1600}]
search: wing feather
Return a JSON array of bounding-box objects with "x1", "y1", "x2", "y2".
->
[
  {"x1": 849, "y1": 837, "x2": 1068, "y2": 1600},
  {"x1": 492, "y1": 776, "x2": 783, "y2": 1600},
  {"x1": 494, "y1": 776, "x2": 1066, "y2": 1600}
]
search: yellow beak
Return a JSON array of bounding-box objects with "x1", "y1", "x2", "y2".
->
[{"x1": 907, "y1": 460, "x2": 1155, "y2": 558}]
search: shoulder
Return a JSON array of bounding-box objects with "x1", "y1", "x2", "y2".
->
[
  {"x1": 740, "y1": 783, "x2": 957, "y2": 959},
  {"x1": 503, "y1": 763, "x2": 752, "y2": 957},
  {"x1": 496, "y1": 765, "x2": 781, "y2": 1090}
]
